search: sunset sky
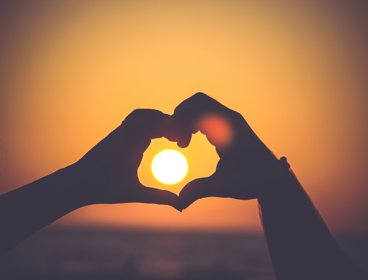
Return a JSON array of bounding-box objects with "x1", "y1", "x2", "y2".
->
[{"x1": 0, "y1": 1, "x2": 367, "y2": 234}]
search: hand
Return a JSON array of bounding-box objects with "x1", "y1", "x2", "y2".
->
[
  {"x1": 170, "y1": 93, "x2": 283, "y2": 209},
  {"x1": 72, "y1": 109, "x2": 180, "y2": 210}
]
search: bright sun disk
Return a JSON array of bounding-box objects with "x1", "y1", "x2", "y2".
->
[{"x1": 151, "y1": 149, "x2": 188, "y2": 185}]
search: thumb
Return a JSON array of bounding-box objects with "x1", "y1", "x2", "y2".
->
[
  {"x1": 138, "y1": 186, "x2": 181, "y2": 211},
  {"x1": 179, "y1": 177, "x2": 215, "y2": 210}
]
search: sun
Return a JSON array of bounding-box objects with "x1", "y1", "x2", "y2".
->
[{"x1": 151, "y1": 149, "x2": 188, "y2": 185}]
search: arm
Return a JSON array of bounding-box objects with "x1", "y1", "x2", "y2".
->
[
  {"x1": 259, "y1": 164, "x2": 363, "y2": 280},
  {"x1": 0, "y1": 109, "x2": 179, "y2": 254},
  {"x1": 173, "y1": 93, "x2": 364, "y2": 280},
  {"x1": 0, "y1": 165, "x2": 82, "y2": 253}
]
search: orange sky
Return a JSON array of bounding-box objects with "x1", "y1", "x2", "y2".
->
[{"x1": 0, "y1": 1, "x2": 367, "y2": 233}]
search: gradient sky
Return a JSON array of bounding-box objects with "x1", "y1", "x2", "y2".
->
[{"x1": 0, "y1": 0, "x2": 367, "y2": 233}]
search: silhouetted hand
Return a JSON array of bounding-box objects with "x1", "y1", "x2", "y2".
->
[
  {"x1": 0, "y1": 109, "x2": 184, "y2": 253},
  {"x1": 170, "y1": 93, "x2": 365, "y2": 280},
  {"x1": 73, "y1": 109, "x2": 180, "y2": 209},
  {"x1": 170, "y1": 93, "x2": 282, "y2": 209}
]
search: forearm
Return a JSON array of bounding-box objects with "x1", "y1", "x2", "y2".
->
[
  {"x1": 0, "y1": 165, "x2": 85, "y2": 254},
  {"x1": 258, "y1": 168, "x2": 362, "y2": 280}
]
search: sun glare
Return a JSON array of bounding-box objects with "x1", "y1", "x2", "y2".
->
[{"x1": 151, "y1": 149, "x2": 188, "y2": 185}]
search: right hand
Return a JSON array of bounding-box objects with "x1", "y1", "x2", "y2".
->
[{"x1": 169, "y1": 93, "x2": 283, "y2": 210}]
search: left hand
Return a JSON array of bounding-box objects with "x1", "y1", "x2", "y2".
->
[{"x1": 71, "y1": 109, "x2": 180, "y2": 210}]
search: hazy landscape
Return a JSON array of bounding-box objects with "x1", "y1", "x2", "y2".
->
[{"x1": 0, "y1": 227, "x2": 367, "y2": 280}]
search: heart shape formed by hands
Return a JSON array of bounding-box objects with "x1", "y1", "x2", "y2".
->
[
  {"x1": 76, "y1": 92, "x2": 282, "y2": 211},
  {"x1": 137, "y1": 130, "x2": 219, "y2": 195}
]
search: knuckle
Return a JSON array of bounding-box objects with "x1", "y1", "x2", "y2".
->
[
  {"x1": 125, "y1": 109, "x2": 144, "y2": 121},
  {"x1": 192, "y1": 92, "x2": 208, "y2": 99},
  {"x1": 232, "y1": 110, "x2": 244, "y2": 121},
  {"x1": 125, "y1": 109, "x2": 164, "y2": 124},
  {"x1": 174, "y1": 92, "x2": 210, "y2": 115}
]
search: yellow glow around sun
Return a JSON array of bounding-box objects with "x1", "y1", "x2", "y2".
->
[{"x1": 151, "y1": 149, "x2": 189, "y2": 185}]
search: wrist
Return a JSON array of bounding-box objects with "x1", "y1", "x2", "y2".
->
[{"x1": 256, "y1": 156, "x2": 299, "y2": 203}]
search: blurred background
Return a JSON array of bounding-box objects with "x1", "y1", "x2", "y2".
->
[{"x1": 0, "y1": 0, "x2": 367, "y2": 279}]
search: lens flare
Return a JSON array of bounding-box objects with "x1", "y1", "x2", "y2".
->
[{"x1": 197, "y1": 114, "x2": 233, "y2": 147}]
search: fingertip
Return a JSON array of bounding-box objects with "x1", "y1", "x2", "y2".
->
[
  {"x1": 177, "y1": 136, "x2": 191, "y2": 148},
  {"x1": 178, "y1": 185, "x2": 197, "y2": 210},
  {"x1": 161, "y1": 191, "x2": 184, "y2": 212},
  {"x1": 180, "y1": 202, "x2": 191, "y2": 211},
  {"x1": 168, "y1": 203, "x2": 183, "y2": 212},
  {"x1": 179, "y1": 196, "x2": 198, "y2": 211},
  {"x1": 168, "y1": 196, "x2": 183, "y2": 212},
  {"x1": 175, "y1": 206, "x2": 184, "y2": 212},
  {"x1": 178, "y1": 177, "x2": 214, "y2": 209},
  {"x1": 165, "y1": 116, "x2": 193, "y2": 145},
  {"x1": 177, "y1": 200, "x2": 189, "y2": 211},
  {"x1": 177, "y1": 142, "x2": 186, "y2": 148}
]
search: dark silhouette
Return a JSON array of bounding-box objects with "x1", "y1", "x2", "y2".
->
[
  {"x1": 0, "y1": 93, "x2": 365, "y2": 280},
  {"x1": 0, "y1": 109, "x2": 180, "y2": 253},
  {"x1": 170, "y1": 93, "x2": 365, "y2": 280}
]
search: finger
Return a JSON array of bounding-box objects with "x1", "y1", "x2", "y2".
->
[
  {"x1": 174, "y1": 92, "x2": 231, "y2": 123},
  {"x1": 120, "y1": 109, "x2": 175, "y2": 156},
  {"x1": 80, "y1": 109, "x2": 173, "y2": 174},
  {"x1": 123, "y1": 109, "x2": 171, "y2": 140},
  {"x1": 168, "y1": 93, "x2": 240, "y2": 148},
  {"x1": 168, "y1": 93, "x2": 228, "y2": 146},
  {"x1": 178, "y1": 177, "x2": 217, "y2": 210},
  {"x1": 138, "y1": 186, "x2": 181, "y2": 211}
]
